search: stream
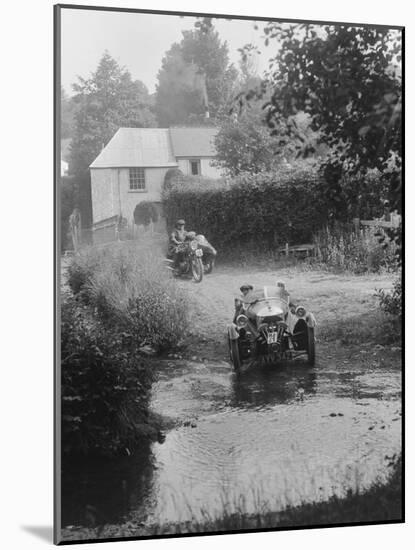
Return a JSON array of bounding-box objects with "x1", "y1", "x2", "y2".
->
[{"x1": 62, "y1": 348, "x2": 401, "y2": 529}]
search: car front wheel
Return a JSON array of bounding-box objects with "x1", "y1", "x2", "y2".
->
[{"x1": 228, "y1": 334, "x2": 242, "y2": 371}]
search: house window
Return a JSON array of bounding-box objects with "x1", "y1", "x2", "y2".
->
[
  {"x1": 129, "y1": 167, "x2": 146, "y2": 190},
  {"x1": 190, "y1": 159, "x2": 201, "y2": 176}
]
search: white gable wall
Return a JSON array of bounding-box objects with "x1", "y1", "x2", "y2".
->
[
  {"x1": 91, "y1": 166, "x2": 173, "y2": 225},
  {"x1": 176, "y1": 157, "x2": 222, "y2": 179},
  {"x1": 118, "y1": 167, "x2": 170, "y2": 224},
  {"x1": 91, "y1": 168, "x2": 116, "y2": 223}
]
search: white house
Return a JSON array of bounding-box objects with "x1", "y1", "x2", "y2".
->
[{"x1": 89, "y1": 127, "x2": 221, "y2": 231}]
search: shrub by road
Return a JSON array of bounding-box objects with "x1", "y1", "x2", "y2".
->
[{"x1": 62, "y1": 240, "x2": 189, "y2": 457}]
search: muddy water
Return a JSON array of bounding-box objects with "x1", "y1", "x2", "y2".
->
[{"x1": 62, "y1": 352, "x2": 401, "y2": 528}]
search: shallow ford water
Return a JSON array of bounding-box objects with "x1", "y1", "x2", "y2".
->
[{"x1": 62, "y1": 350, "x2": 401, "y2": 528}]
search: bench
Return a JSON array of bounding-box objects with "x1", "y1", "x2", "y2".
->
[{"x1": 278, "y1": 243, "x2": 316, "y2": 257}]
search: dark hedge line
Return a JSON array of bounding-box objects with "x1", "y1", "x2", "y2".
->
[{"x1": 163, "y1": 168, "x2": 330, "y2": 253}]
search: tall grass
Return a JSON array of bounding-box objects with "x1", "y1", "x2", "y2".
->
[
  {"x1": 62, "y1": 241, "x2": 189, "y2": 457},
  {"x1": 67, "y1": 241, "x2": 189, "y2": 351},
  {"x1": 60, "y1": 455, "x2": 402, "y2": 541},
  {"x1": 313, "y1": 224, "x2": 397, "y2": 273}
]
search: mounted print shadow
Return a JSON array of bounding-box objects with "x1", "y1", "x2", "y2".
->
[{"x1": 54, "y1": 3, "x2": 403, "y2": 544}]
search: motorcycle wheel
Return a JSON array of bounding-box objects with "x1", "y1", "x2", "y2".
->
[
  {"x1": 307, "y1": 326, "x2": 316, "y2": 366},
  {"x1": 228, "y1": 334, "x2": 242, "y2": 371},
  {"x1": 203, "y1": 258, "x2": 214, "y2": 274},
  {"x1": 191, "y1": 257, "x2": 203, "y2": 283}
]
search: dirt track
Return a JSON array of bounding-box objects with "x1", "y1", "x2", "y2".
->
[{"x1": 177, "y1": 264, "x2": 396, "y2": 361}]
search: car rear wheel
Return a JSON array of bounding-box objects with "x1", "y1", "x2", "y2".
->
[
  {"x1": 228, "y1": 334, "x2": 242, "y2": 371},
  {"x1": 307, "y1": 326, "x2": 316, "y2": 366}
]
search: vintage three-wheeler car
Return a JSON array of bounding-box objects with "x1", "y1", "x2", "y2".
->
[{"x1": 227, "y1": 282, "x2": 316, "y2": 370}]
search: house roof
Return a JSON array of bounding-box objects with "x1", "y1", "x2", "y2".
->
[
  {"x1": 169, "y1": 127, "x2": 218, "y2": 157},
  {"x1": 90, "y1": 127, "x2": 219, "y2": 168},
  {"x1": 90, "y1": 128, "x2": 178, "y2": 169}
]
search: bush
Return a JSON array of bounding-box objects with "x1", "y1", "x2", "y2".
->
[
  {"x1": 163, "y1": 166, "x2": 329, "y2": 255},
  {"x1": 61, "y1": 297, "x2": 155, "y2": 457},
  {"x1": 163, "y1": 168, "x2": 184, "y2": 194},
  {"x1": 67, "y1": 249, "x2": 100, "y2": 298},
  {"x1": 376, "y1": 273, "x2": 402, "y2": 321},
  {"x1": 67, "y1": 242, "x2": 189, "y2": 351},
  {"x1": 313, "y1": 223, "x2": 398, "y2": 273},
  {"x1": 133, "y1": 201, "x2": 159, "y2": 226}
]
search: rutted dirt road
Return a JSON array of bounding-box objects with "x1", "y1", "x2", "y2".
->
[{"x1": 178, "y1": 265, "x2": 397, "y2": 361}]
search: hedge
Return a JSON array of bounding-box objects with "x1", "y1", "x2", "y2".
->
[{"x1": 162, "y1": 168, "x2": 329, "y2": 253}]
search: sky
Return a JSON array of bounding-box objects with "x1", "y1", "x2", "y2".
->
[{"x1": 61, "y1": 8, "x2": 274, "y2": 96}]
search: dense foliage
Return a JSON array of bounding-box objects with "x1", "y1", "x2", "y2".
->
[
  {"x1": 61, "y1": 87, "x2": 76, "y2": 139},
  {"x1": 163, "y1": 167, "x2": 329, "y2": 254},
  {"x1": 313, "y1": 224, "x2": 397, "y2": 274},
  {"x1": 163, "y1": 168, "x2": 184, "y2": 194},
  {"x1": 257, "y1": 24, "x2": 401, "y2": 175},
  {"x1": 67, "y1": 242, "x2": 189, "y2": 350},
  {"x1": 155, "y1": 18, "x2": 238, "y2": 125},
  {"x1": 62, "y1": 241, "x2": 190, "y2": 457},
  {"x1": 242, "y1": 23, "x2": 402, "y2": 258},
  {"x1": 61, "y1": 297, "x2": 154, "y2": 457},
  {"x1": 213, "y1": 108, "x2": 285, "y2": 176},
  {"x1": 376, "y1": 274, "x2": 402, "y2": 321},
  {"x1": 133, "y1": 201, "x2": 159, "y2": 227}
]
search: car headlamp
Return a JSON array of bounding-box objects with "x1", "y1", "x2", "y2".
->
[
  {"x1": 236, "y1": 314, "x2": 249, "y2": 328},
  {"x1": 295, "y1": 306, "x2": 306, "y2": 318}
]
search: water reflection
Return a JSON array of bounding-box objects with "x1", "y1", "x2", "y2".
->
[
  {"x1": 61, "y1": 355, "x2": 401, "y2": 530},
  {"x1": 230, "y1": 363, "x2": 317, "y2": 408},
  {"x1": 61, "y1": 442, "x2": 154, "y2": 528}
]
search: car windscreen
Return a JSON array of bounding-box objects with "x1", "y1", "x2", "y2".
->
[{"x1": 242, "y1": 286, "x2": 289, "y2": 304}]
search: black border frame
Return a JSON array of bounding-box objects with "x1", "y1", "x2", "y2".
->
[{"x1": 53, "y1": 4, "x2": 405, "y2": 545}]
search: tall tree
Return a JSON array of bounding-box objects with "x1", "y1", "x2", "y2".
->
[
  {"x1": 69, "y1": 52, "x2": 156, "y2": 225},
  {"x1": 247, "y1": 24, "x2": 402, "y2": 218},
  {"x1": 214, "y1": 98, "x2": 285, "y2": 176},
  {"x1": 214, "y1": 49, "x2": 323, "y2": 176},
  {"x1": 155, "y1": 19, "x2": 238, "y2": 126},
  {"x1": 61, "y1": 86, "x2": 76, "y2": 140}
]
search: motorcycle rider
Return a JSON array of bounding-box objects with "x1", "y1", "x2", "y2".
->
[{"x1": 169, "y1": 219, "x2": 187, "y2": 269}]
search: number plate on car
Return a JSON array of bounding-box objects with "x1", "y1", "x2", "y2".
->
[
  {"x1": 195, "y1": 249, "x2": 203, "y2": 257},
  {"x1": 267, "y1": 333, "x2": 278, "y2": 344}
]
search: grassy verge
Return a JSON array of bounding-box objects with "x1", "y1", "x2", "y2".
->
[
  {"x1": 319, "y1": 309, "x2": 401, "y2": 346},
  {"x1": 61, "y1": 240, "x2": 189, "y2": 457},
  {"x1": 60, "y1": 456, "x2": 402, "y2": 541},
  {"x1": 312, "y1": 224, "x2": 398, "y2": 274},
  {"x1": 66, "y1": 239, "x2": 188, "y2": 351}
]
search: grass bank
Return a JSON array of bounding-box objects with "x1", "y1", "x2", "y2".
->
[
  {"x1": 60, "y1": 456, "x2": 402, "y2": 541},
  {"x1": 61, "y1": 239, "x2": 189, "y2": 457}
]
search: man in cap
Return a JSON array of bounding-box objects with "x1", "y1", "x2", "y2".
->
[
  {"x1": 234, "y1": 283, "x2": 254, "y2": 322},
  {"x1": 168, "y1": 219, "x2": 188, "y2": 269}
]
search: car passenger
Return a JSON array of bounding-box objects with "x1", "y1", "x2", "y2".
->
[{"x1": 234, "y1": 283, "x2": 253, "y2": 322}]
